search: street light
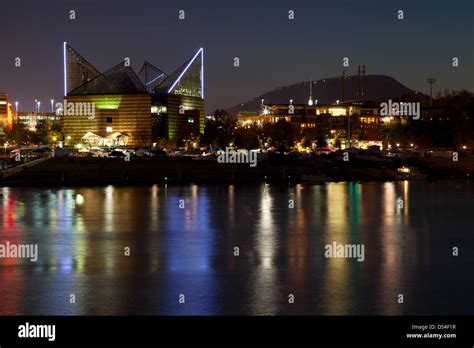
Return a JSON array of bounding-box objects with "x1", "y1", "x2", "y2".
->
[
  {"x1": 3, "y1": 142, "x2": 8, "y2": 170},
  {"x1": 51, "y1": 99, "x2": 54, "y2": 113},
  {"x1": 15, "y1": 101, "x2": 18, "y2": 113},
  {"x1": 34, "y1": 99, "x2": 37, "y2": 112},
  {"x1": 37, "y1": 101, "x2": 41, "y2": 113}
]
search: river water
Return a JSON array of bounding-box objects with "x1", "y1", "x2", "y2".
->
[{"x1": 0, "y1": 182, "x2": 472, "y2": 315}]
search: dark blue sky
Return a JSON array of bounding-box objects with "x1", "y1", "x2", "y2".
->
[{"x1": 1, "y1": 0, "x2": 472, "y2": 112}]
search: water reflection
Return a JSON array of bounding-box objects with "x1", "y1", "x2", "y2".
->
[
  {"x1": 0, "y1": 182, "x2": 472, "y2": 315},
  {"x1": 246, "y1": 184, "x2": 279, "y2": 315},
  {"x1": 322, "y1": 183, "x2": 351, "y2": 315}
]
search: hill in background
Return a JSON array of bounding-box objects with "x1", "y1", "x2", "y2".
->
[{"x1": 226, "y1": 74, "x2": 428, "y2": 115}]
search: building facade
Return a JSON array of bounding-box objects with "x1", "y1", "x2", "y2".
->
[
  {"x1": 63, "y1": 94, "x2": 152, "y2": 146},
  {"x1": 0, "y1": 93, "x2": 12, "y2": 133},
  {"x1": 14, "y1": 112, "x2": 61, "y2": 130},
  {"x1": 239, "y1": 101, "x2": 383, "y2": 148}
]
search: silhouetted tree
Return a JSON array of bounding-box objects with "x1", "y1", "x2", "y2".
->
[{"x1": 6, "y1": 122, "x2": 31, "y2": 146}]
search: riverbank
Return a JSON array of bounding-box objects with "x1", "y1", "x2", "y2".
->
[{"x1": 1, "y1": 155, "x2": 473, "y2": 186}]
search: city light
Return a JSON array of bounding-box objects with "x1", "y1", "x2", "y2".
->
[
  {"x1": 145, "y1": 73, "x2": 165, "y2": 86},
  {"x1": 75, "y1": 194, "x2": 85, "y2": 206}
]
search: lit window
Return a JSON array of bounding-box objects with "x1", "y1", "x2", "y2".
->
[{"x1": 151, "y1": 106, "x2": 167, "y2": 113}]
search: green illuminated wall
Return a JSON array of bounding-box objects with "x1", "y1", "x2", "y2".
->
[{"x1": 62, "y1": 94, "x2": 152, "y2": 146}]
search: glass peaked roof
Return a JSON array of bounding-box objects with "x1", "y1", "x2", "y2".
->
[
  {"x1": 138, "y1": 61, "x2": 168, "y2": 93},
  {"x1": 64, "y1": 43, "x2": 203, "y2": 98},
  {"x1": 69, "y1": 62, "x2": 147, "y2": 95},
  {"x1": 154, "y1": 48, "x2": 203, "y2": 98},
  {"x1": 65, "y1": 43, "x2": 101, "y2": 95}
]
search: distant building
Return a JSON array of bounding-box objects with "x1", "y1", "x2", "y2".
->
[
  {"x1": 0, "y1": 93, "x2": 7, "y2": 118},
  {"x1": 237, "y1": 98, "x2": 459, "y2": 149},
  {"x1": 14, "y1": 112, "x2": 61, "y2": 130},
  {"x1": 238, "y1": 101, "x2": 383, "y2": 148},
  {"x1": 0, "y1": 93, "x2": 12, "y2": 133},
  {"x1": 62, "y1": 43, "x2": 204, "y2": 147}
]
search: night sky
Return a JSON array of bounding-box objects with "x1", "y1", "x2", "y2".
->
[{"x1": 1, "y1": 0, "x2": 472, "y2": 112}]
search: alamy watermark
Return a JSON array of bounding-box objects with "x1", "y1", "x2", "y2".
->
[
  {"x1": 380, "y1": 99, "x2": 420, "y2": 120},
  {"x1": 55, "y1": 101, "x2": 96, "y2": 120},
  {"x1": 324, "y1": 242, "x2": 365, "y2": 262},
  {"x1": 18, "y1": 322, "x2": 55, "y2": 341},
  {"x1": 217, "y1": 147, "x2": 258, "y2": 167},
  {"x1": 0, "y1": 241, "x2": 38, "y2": 262}
]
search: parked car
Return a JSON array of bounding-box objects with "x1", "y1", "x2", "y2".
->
[
  {"x1": 30, "y1": 147, "x2": 52, "y2": 157},
  {"x1": 108, "y1": 150, "x2": 126, "y2": 158},
  {"x1": 88, "y1": 148, "x2": 109, "y2": 157},
  {"x1": 135, "y1": 148, "x2": 152, "y2": 157}
]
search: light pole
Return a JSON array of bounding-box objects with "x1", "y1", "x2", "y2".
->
[
  {"x1": 34, "y1": 100, "x2": 37, "y2": 112},
  {"x1": 51, "y1": 99, "x2": 54, "y2": 113},
  {"x1": 15, "y1": 101, "x2": 18, "y2": 113},
  {"x1": 37, "y1": 101, "x2": 41, "y2": 113},
  {"x1": 3, "y1": 142, "x2": 8, "y2": 170}
]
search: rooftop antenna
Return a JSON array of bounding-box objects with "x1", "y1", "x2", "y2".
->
[
  {"x1": 342, "y1": 70, "x2": 346, "y2": 102},
  {"x1": 361, "y1": 64, "x2": 366, "y2": 101},
  {"x1": 308, "y1": 79, "x2": 313, "y2": 105},
  {"x1": 357, "y1": 65, "x2": 361, "y2": 100},
  {"x1": 426, "y1": 78, "x2": 436, "y2": 106}
]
